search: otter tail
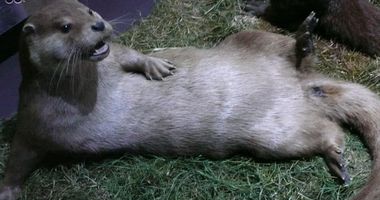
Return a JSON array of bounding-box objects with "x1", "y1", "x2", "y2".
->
[{"x1": 307, "y1": 79, "x2": 380, "y2": 200}]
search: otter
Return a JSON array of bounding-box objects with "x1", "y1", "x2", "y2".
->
[
  {"x1": 0, "y1": 1, "x2": 177, "y2": 198},
  {"x1": 1, "y1": 2, "x2": 380, "y2": 200},
  {"x1": 244, "y1": 0, "x2": 380, "y2": 57}
]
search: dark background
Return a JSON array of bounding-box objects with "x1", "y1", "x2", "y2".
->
[{"x1": 0, "y1": 0, "x2": 156, "y2": 119}]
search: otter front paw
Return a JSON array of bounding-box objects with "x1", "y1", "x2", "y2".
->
[{"x1": 143, "y1": 57, "x2": 176, "y2": 80}]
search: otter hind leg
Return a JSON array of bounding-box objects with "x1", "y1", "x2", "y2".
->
[
  {"x1": 0, "y1": 136, "x2": 45, "y2": 200},
  {"x1": 295, "y1": 12, "x2": 319, "y2": 71},
  {"x1": 281, "y1": 119, "x2": 350, "y2": 185},
  {"x1": 320, "y1": 122, "x2": 351, "y2": 185},
  {"x1": 243, "y1": 0, "x2": 269, "y2": 17}
]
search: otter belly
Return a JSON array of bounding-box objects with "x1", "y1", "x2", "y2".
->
[{"x1": 71, "y1": 46, "x2": 313, "y2": 158}]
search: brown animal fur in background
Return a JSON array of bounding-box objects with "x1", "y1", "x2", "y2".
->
[{"x1": 244, "y1": 0, "x2": 380, "y2": 57}]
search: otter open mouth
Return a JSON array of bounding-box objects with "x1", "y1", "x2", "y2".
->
[{"x1": 89, "y1": 41, "x2": 110, "y2": 61}]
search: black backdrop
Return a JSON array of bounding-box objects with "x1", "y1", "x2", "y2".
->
[{"x1": 0, "y1": 0, "x2": 156, "y2": 119}]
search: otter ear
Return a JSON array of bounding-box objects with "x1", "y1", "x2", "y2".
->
[{"x1": 22, "y1": 23, "x2": 36, "y2": 34}]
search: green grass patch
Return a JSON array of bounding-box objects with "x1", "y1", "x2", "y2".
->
[{"x1": 1, "y1": 0, "x2": 379, "y2": 199}]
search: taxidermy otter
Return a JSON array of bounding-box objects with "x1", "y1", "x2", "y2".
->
[
  {"x1": 244, "y1": 0, "x2": 380, "y2": 57},
  {"x1": 0, "y1": 1, "x2": 380, "y2": 200}
]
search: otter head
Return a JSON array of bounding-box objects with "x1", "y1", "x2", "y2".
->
[{"x1": 21, "y1": 1, "x2": 113, "y2": 72}]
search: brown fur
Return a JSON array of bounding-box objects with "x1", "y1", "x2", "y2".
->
[
  {"x1": 1, "y1": 2, "x2": 380, "y2": 200},
  {"x1": 245, "y1": 0, "x2": 380, "y2": 57}
]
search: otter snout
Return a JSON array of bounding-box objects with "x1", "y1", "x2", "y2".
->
[{"x1": 91, "y1": 21, "x2": 105, "y2": 32}]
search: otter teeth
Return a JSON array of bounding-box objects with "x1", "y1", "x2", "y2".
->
[
  {"x1": 93, "y1": 42, "x2": 109, "y2": 56},
  {"x1": 89, "y1": 41, "x2": 110, "y2": 61}
]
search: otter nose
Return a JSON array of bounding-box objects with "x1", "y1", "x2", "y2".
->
[{"x1": 91, "y1": 21, "x2": 105, "y2": 32}]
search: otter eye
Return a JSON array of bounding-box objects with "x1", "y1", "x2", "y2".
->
[
  {"x1": 61, "y1": 24, "x2": 72, "y2": 33},
  {"x1": 88, "y1": 9, "x2": 94, "y2": 16}
]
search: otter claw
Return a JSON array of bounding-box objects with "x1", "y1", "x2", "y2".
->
[
  {"x1": 168, "y1": 65, "x2": 176, "y2": 70},
  {"x1": 145, "y1": 74, "x2": 153, "y2": 80},
  {"x1": 341, "y1": 167, "x2": 351, "y2": 186},
  {"x1": 304, "y1": 11, "x2": 319, "y2": 33},
  {"x1": 164, "y1": 59, "x2": 175, "y2": 66},
  {"x1": 143, "y1": 57, "x2": 176, "y2": 80}
]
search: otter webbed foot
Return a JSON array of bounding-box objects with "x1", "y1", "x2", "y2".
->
[
  {"x1": 243, "y1": 0, "x2": 269, "y2": 17},
  {"x1": 296, "y1": 12, "x2": 318, "y2": 58},
  {"x1": 300, "y1": 11, "x2": 319, "y2": 32},
  {"x1": 295, "y1": 12, "x2": 319, "y2": 70},
  {"x1": 142, "y1": 57, "x2": 176, "y2": 80},
  {"x1": 324, "y1": 147, "x2": 351, "y2": 186}
]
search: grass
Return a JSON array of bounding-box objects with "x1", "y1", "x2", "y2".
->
[{"x1": 1, "y1": 0, "x2": 380, "y2": 199}]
